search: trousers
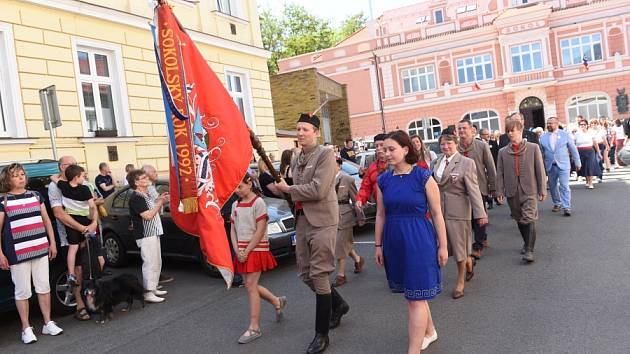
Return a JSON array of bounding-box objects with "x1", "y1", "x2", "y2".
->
[
  {"x1": 472, "y1": 197, "x2": 488, "y2": 251},
  {"x1": 295, "y1": 215, "x2": 336, "y2": 294},
  {"x1": 136, "y1": 236, "x2": 162, "y2": 292},
  {"x1": 507, "y1": 185, "x2": 538, "y2": 224},
  {"x1": 547, "y1": 164, "x2": 571, "y2": 210}
]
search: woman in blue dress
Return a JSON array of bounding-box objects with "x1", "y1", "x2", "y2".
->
[{"x1": 375, "y1": 130, "x2": 448, "y2": 353}]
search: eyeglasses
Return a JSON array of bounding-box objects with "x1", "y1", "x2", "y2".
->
[{"x1": 578, "y1": 123, "x2": 587, "y2": 126}]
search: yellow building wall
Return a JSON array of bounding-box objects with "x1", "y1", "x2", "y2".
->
[{"x1": 0, "y1": 0, "x2": 277, "y2": 181}]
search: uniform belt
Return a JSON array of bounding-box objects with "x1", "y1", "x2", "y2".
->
[{"x1": 338, "y1": 200, "x2": 350, "y2": 205}]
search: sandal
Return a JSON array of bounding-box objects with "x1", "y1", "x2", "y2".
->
[
  {"x1": 74, "y1": 307, "x2": 90, "y2": 321},
  {"x1": 238, "y1": 328, "x2": 262, "y2": 344},
  {"x1": 275, "y1": 296, "x2": 287, "y2": 322},
  {"x1": 465, "y1": 257, "x2": 476, "y2": 282}
]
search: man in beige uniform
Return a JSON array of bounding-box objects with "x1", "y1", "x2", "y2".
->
[
  {"x1": 496, "y1": 119, "x2": 546, "y2": 263},
  {"x1": 457, "y1": 119, "x2": 496, "y2": 259},
  {"x1": 276, "y1": 113, "x2": 349, "y2": 354}
]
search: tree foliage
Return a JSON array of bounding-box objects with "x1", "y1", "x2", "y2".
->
[{"x1": 260, "y1": 4, "x2": 367, "y2": 75}]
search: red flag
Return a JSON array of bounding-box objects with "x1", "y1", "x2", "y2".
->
[{"x1": 154, "y1": 3, "x2": 252, "y2": 287}]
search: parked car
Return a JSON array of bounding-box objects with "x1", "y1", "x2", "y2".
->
[
  {"x1": 100, "y1": 180, "x2": 296, "y2": 276},
  {"x1": 0, "y1": 160, "x2": 75, "y2": 315},
  {"x1": 354, "y1": 151, "x2": 376, "y2": 171}
]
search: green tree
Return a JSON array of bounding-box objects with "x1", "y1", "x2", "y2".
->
[
  {"x1": 336, "y1": 11, "x2": 367, "y2": 43},
  {"x1": 260, "y1": 4, "x2": 365, "y2": 75}
]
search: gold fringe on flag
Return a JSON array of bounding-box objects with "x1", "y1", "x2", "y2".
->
[{"x1": 179, "y1": 197, "x2": 199, "y2": 213}]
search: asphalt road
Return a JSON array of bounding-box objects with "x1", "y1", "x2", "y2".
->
[{"x1": 1, "y1": 167, "x2": 629, "y2": 353}]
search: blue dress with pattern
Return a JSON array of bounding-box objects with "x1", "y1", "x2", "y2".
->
[{"x1": 378, "y1": 166, "x2": 442, "y2": 300}]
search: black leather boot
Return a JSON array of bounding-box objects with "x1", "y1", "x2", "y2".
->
[
  {"x1": 517, "y1": 223, "x2": 528, "y2": 255},
  {"x1": 329, "y1": 288, "x2": 349, "y2": 329},
  {"x1": 523, "y1": 223, "x2": 536, "y2": 263},
  {"x1": 307, "y1": 294, "x2": 331, "y2": 354}
]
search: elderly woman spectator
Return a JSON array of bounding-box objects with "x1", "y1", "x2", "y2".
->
[
  {"x1": 127, "y1": 169, "x2": 170, "y2": 303},
  {"x1": 431, "y1": 133, "x2": 487, "y2": 299}
]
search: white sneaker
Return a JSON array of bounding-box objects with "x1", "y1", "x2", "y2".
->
[
  {"x1": 421, "y1": 330, "x2": 438, "y2": 350},
  {"x1": 144, "y1": 292, "x2": 165, "y2": 303},
  {"x1": 21, "y1": 327, "x2": 37, "y2": 344},
  {"x1": 154, "y1": 289, "x2": 168, "y2": 296},
  {"x1": 42, "y1": 321, "x2": 63, "y2": 336}
]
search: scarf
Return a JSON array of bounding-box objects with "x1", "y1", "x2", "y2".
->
[{"x1": 507, "y1": 142, "x2": 527, "y2": 177}]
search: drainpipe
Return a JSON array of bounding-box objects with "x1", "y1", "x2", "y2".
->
[{"x1": 372, "y1": 52, "x2": 386, "y2": 133}]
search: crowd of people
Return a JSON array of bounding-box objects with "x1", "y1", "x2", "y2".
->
[{"x1": 1, "y1": 110, "x2": 628, "y2": 352}]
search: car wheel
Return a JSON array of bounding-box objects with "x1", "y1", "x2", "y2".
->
[
  {"x1": 195, "y1": 241, "x2": 222, "y2": 278},
  {"x1": 103, "y1": 232, "x2": 127, "y2": 267},
  {"x1": 49, "y1": 262, "x2": 75, "y2": 315}
]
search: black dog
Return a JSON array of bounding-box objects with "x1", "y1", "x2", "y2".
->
[{"x1": 84, "y1": 273, "x2": 145, "y2": 323}]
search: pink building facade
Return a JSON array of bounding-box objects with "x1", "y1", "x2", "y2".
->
[{"x1": 278, "y1": 0, "x2": 630, "y2": 143}]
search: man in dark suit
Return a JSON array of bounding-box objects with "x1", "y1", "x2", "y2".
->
[{"x1": 499, "y1": 113, "x2": 539, "y2": 148}]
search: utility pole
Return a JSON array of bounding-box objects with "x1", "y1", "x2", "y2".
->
[
  {"x1": 372, "y1": 52, "x2": 386, "y2": 133},
  {"x1": 368, "y1": 0, "x2": 374, "y2": 20}
]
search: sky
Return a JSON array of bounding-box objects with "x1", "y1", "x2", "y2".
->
[{"x1": 257, "y1": 0, "x2": 425, "y2": 25}]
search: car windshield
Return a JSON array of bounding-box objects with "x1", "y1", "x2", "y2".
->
[{"x1": 341, "y1": 161, "x2": 360, "y2": 176}]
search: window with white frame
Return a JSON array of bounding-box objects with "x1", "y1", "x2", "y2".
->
[
  {"x1": 457, "y1": 54, "x2": 493, "y2": 84},
  {"x1": 434, "y1": 9, "x2": 444, "y2": 24},
  {"x1": 408, "y1": 118, "x2": 442, "y2": 142},
  {"x1": 566, "y1": 94, "x2": 610, "y2": 123},
  {"x1": 416, "y1": 15, "x2": 428, "y2": 24},
  {"x1": 456, "y1": 4, "x2": 477, "y2": 14},
  {"x1": 0, "y1": 24, "x2": 26, "y2": 138},
  {"x1": 510, "y1": 42, "x2": 543, "y2": 73},
  {"x1": 462, "y1": 110, "x2": 500, "y2": 132},
  {"x1": 225, "y1": 71, "x2": 254, "y2": 128},
  {"x1": 511, "y1": 0, "x2": 529, "y2": 6},
  {"x1": 560, "y1": 33, "x2": 603, "y2": 66},
  {"x1": 76, "y1": 48, "x2": 120, "y2": 134},
  {"x1": 0, "y1": 77, "x2": 6, "y2": 135},
  {"x1": 217, "y1": 0, "x2": 239, "y2": 17},
  {"x1": 401, "y1": 65, "x2": 436, "y2": 94}
]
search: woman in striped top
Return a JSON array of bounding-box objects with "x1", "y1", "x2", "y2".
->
[
  {"x1": 230, "y1": 173, "x2": 286, "y2": 344},
  {"x1": 0, "y1": 163, "x2": 63, "y2": 344}
]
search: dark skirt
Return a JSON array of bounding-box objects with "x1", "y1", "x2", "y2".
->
[{"x1": 577, "y1": 147, "x2": 601, "y2": 177}]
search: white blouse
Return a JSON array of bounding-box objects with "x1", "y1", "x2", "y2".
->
[{"x1": 574, "y1": 130, "x2": 594, "y2": 148}]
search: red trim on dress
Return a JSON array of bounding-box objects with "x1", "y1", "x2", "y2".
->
[
  {"x1": 236, "y1": 195, "x2": 259, "y2": 208},
  {"x1": 255, "y1": 213, "x2": 268, "y2": 222}
]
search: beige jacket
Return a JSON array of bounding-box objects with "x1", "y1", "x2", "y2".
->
[
  {"x1": 431, "y1": 153, "x2": 487, "y2": 221},
  {"x1": 335, "y1": 173, "x2": 357, "y2": 229},
  {"x1": 458, "y1": 138, "x2": 497, "y2": 196},
  {"x1": 289, "y1": 145, "x2": 339, "y2": 227},
  {"x1": 496, "y1": 142, "x2": 546, "y2": 198}
]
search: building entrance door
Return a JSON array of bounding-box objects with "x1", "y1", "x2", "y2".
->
[{"x1": 519, "y1": 96, "x2": 545, "y2": 129}]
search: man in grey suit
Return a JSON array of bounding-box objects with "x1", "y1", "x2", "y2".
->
[
  {"x1": 457, "y1": 119, "x2": 496, "y2": 259},
  {"x1": 276, "y1": 113, "x2": 348, "y2": 354},
  {"x1": 539, "y1": 117, "x2": 581, "y2": 216},
  {"x1": 496, "y1": 120, "x2": 546, "y2": 263}
]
